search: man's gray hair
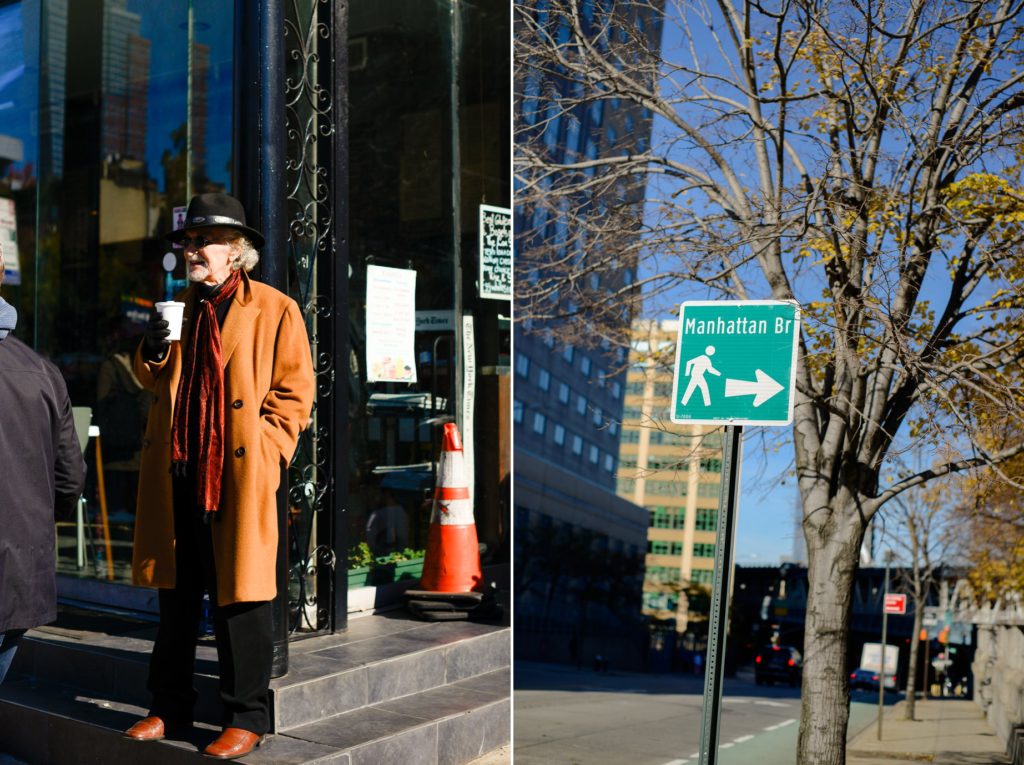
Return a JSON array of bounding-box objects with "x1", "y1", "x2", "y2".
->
[{"x1": 230, "y1": 236, "x2": 260, "y2": 273}]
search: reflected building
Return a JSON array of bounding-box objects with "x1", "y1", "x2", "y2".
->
[
  {"x1": 38, "y1": 0, "x2": 67, "y2": 177},
  {"x1": 101, "y1": 1, "x2": 149, "y2": 163},
  {"x1": 616, "y1": 320, "x2": 723, "y2": 652}
]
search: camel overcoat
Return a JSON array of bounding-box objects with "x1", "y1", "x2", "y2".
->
[{"x1": 131, "y1": 272, "x2": 314, "y2": 606}]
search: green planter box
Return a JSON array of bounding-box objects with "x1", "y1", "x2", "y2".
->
[
  {"x1": 347, "y1": 559, "x2": 424, "y2": 588},
  {"x1": 347, "y1": 566, "x2": 372, "y2": 588}
]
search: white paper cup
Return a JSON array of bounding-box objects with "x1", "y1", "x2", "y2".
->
[{"x1": 155, "y1": 301, "x2": 186, "y2": 341}]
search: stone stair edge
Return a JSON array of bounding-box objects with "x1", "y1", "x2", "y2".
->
[
  {"x1": 0, "y1": 670, "x2": 510, "y2": 765},
  {"x1": 273, "y1": 625, "x2": 511, "y2": 691}
]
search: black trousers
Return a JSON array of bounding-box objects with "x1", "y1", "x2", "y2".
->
[{"x1": 146, "y1": 478, "x2": 273, "y2": 734}]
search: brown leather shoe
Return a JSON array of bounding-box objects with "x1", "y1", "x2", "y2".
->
[
  {"x1": 203, "y1": 728, "x2": 266, "y2": 759},
  {"x1": 123, "y1": 716, "x2": 166, "y2": 741}
]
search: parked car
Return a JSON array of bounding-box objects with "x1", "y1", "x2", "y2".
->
[
  {"x1": 754, "y1": 644, "x2": 802, "y2": 686},
  {"x1": 849, "y1": 666, "x2": 898, "y2": 692}
]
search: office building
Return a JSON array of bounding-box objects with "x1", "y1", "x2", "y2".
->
[
  {"x1": 617, "y1": 319, "x2": 724, "y2": 637},
  {"x1": 513, "y1": 0, "x2": 663, "y2": 669}
]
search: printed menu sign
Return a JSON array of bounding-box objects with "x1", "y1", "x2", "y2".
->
[
  {"x1": 366, "y1": 265, "x2": 417, "y2": 383},
  {"x1": 479, "y1": 204, "x2": 511, "y2": 300}
]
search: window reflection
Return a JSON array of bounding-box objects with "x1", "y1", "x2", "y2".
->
[{"x1": 0, "y1": 0, "x2": 234, "y2": 583}]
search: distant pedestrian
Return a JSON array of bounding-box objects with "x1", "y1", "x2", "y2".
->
[
  {"x1": 569, "y1": 633, "x2": 580, "y2": 669},
  {"x1": 0, "y1": 244, "x2": 86, "y2": 683}
]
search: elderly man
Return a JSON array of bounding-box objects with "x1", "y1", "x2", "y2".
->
[
  {"x1": 0, "y1": 246, "x2": 86, "y2": 683},
  {"x1": 123, "y1": 193, "x2": 314, "y2": 759}
]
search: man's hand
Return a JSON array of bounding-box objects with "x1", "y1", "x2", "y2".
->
[{"x1": 142, "y1": 313, "x2": 171, "y2": 361}]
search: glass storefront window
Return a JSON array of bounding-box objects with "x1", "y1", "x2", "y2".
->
[
  {"x1": 343, "y1": 0, "x2": 510, "y2": 588},
  {"x1": 0, "y1": 0, "x2": 509, "y2": 611},
  {"x1": 1, "y1": 0, "x2": 234, "y2": 585}
]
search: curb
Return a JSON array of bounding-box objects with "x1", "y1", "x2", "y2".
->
[{"x1": 846, "y1": 752, "x2": 934, "y2": 762}]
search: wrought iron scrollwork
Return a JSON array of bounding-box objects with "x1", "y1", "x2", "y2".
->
[{"x1": 283, "y1": 0, "x2": 338, "y2": 635}]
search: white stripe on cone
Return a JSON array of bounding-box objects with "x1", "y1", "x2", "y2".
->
[
  {"x1": 432, "y1": 497, "x2": 474, "y2": 526},
  {"x1": 432, "y1": 443, "x2": 474, "y2": 525},
  {"x1": 438, "y1": 451, "x2": 467, "y2": 491}
]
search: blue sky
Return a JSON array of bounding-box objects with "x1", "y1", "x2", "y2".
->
[{"x1": 625, "y1": 9, "x2": 803, "y2": 566}]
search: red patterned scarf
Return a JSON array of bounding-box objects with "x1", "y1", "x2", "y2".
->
[{"x1": 170, "y1": 270, "x2": 242, "y2": 516}]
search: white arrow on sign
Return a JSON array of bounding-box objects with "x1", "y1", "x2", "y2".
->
[{"x1": 724, "y1": 369, "x2": 784, "y2": 407}]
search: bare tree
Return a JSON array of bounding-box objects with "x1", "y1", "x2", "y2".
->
[
  {"x1": 878, "y1": 482, "x2": 958, "y2": 720},
  {"x1": 515, "y1": 1, "x2": 1024, "y2": 763}
]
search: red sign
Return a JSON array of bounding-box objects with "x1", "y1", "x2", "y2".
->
[{"x1": 883, "y1": 593, "x2": 907, "y2": 615}]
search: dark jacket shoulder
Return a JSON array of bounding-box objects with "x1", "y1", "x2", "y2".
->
[{"x1": 0, "y1": 334, "x2": 67, "y2": 382}]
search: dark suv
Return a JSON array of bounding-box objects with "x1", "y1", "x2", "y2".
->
[{"x1": 754, "y1": 644, "x2": 802, "y2": 687}]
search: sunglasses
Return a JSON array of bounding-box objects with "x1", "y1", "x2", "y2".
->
[{"x1": 180, "y1": 235, "x2": 230, "y2": 249}]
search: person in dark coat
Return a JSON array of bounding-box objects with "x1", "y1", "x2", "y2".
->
[{"x1": 0, "y1": 245, "x2": 86, "y2": 683}]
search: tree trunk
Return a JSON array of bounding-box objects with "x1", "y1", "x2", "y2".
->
[
  {"x1": 905, "y1": 599, "x2": 924, "y2": 719},
  {"x1": 798, "y1": 512, "x2": 865, "y2": 765}
]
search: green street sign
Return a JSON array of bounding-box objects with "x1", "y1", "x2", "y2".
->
[{"x1": 671, "y1": 300, "x2": 800, "y2": 426}]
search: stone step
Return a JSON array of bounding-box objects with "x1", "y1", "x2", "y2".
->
[
  {"x1": 10, "y1": 609, "x2": 510, "y2": 733},
  {"x1": 0, "y1": 667, "x2": 509, "y2": 764}
]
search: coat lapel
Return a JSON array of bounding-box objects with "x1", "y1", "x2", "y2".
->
[{"x1": 220, "y1": 273, "x2": 261, "y2": 367}]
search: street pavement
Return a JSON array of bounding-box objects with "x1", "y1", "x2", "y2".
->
[
  {"x1": 514, "y1": 661, "x2": 892, "y2": 765},
  {"x1": 846, "y1": 697, "x2": 1010, "y2": 765}
]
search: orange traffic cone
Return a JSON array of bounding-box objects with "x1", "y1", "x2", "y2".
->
[
  {"x1": 406, "y1": 423, "x2": 498, "y2": 621},
  {"x1": 419, "y1": 422, "x2": 482, "y2": 593}
]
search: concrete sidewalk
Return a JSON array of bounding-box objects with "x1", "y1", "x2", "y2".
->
[{"x1": 847, "y1": 698, "x2": 1010, "y2": 764}]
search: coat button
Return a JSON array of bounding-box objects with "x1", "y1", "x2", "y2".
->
[
  {"x1": 235, "y1": 446, "x2": 246, "y2": 457},
  {"x1": 232, "y1": 399, "x2": 243, "y2": 409}
]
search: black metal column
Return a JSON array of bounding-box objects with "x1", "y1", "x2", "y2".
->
[
  {"x1": 328, "y1": 0, "x2": 351, "y2": 634},
  {"x1": 233, "y1": 0, "x2": 289, "y2": 676}
]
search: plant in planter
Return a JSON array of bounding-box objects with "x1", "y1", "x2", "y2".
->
[
  {"x1": 347, "y1": 542, "x2": 374, "y2": 587},
  {"x1": 369, "y1": 548, "x2": 427, "y2": 585},
  {"x1": 347, "y1": 544, "x2": 427, "y2": 587}
]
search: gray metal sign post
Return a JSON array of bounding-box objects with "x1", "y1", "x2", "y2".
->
[
  {"x1": 670, "y1": 300, "x2": 802, "y2": 765},
  {"x1": 696, "y1": 424, "x2": 743, "y2": 765}
]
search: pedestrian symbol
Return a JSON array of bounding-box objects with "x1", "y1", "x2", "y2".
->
[
  {"x1": 681, "y1": 346, "x2": 721, "y2": 406},
  {"x1": 671, "y1": 301, "x2": 800, "y2": 426}
]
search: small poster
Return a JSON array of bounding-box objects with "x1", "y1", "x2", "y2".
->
[
  {"x1": 171, "y1": 205, "x2": 187, "y2": 248},
  {"x1": 479, "y1": 204, "x2": 511, "y2": 300},
  {"x1": 366, "y1": 265, "x2": 417, "y2": 383},
  {"x1": 0, "y1": 198, "x2": 20, "y2": 285}
]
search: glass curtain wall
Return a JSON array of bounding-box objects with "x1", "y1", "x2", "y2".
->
[
  {"x1": 0, "y1": 0, "x2": 234, "y2": 585},
  {"x1": 339, "y1": 0, "x2": 510, "y2": 595},
  {"x1": 0, "y1": 0, "x2": 508, "y2": 620}
]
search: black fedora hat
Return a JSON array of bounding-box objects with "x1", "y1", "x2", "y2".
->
[{"x1": 164, "y1": 193, "x2": 265, "y2": 249}]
